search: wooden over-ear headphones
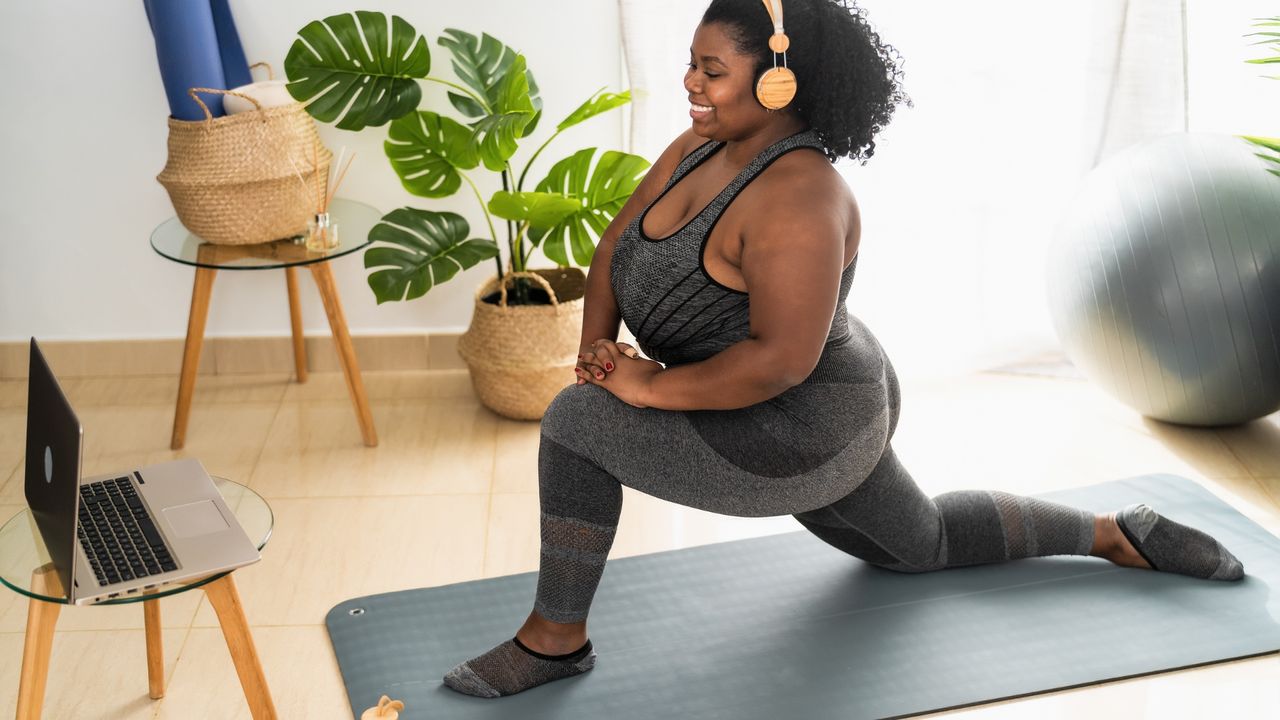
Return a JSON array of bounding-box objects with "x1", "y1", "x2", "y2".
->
[{"x1": 756, "y1": 0, "x2": 797, "y2": 110}]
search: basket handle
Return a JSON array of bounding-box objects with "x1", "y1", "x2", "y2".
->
[
  {"x1": 497, "y1": 271, "x2": 560, "y2": 308},
  {"x1": 249, "y1": 61, "x2": 275, "y2": 80},
  {"x1": 187, "y1": 87, "x2": 265, "y2": 124}
]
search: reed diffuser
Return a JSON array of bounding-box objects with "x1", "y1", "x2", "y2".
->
[{"x1": 290, "y1": 142, "x2": 355, "y2": 251}]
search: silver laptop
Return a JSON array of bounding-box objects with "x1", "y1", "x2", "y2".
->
[{"x1": 24, "y1": 338, "x2": 261, "y2": 605}]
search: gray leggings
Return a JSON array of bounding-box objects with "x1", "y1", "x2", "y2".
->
[{"x1": 532, "y1": 366, "x2": 1097, "y2": 624}]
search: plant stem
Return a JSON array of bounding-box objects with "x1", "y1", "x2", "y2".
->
[
  {"x1": 514, "y1": 220, "x2": 530, "y2": 304},
  {"x1": 421, "y1": 77, "x2": 491, "y2": 113},
  {"x1": 517, "y1": 130, "x2": 563, "y2": 191},
  {"x1": 500, "y1": 168, "x2": 517, "y2": 280},
  {"x1": 461, "y1": 172, "x2": 503, "y2": 281},
  {"x1": 514, "y1": 220, "x2": 528, "y2": 273}
]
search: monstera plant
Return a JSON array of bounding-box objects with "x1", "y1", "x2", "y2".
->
[
  {"x1": 282, "y1": 10, "x2": 649, "y2": 306},
  {"x1": 1243, "y1": 16, "x2": 1280, "y2": 175}
]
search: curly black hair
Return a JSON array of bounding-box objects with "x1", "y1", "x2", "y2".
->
[{"x1": 700, "y1": 0, "x2": 911, "y2": 164}]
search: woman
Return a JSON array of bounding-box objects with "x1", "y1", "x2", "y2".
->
[{"x1": 443, "y1": 0, "x2": 1244, "y2": 698}]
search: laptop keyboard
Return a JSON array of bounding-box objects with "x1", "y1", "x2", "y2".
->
[{"x1": 76, "y1": 476, "x2": 178, "y2": 587}]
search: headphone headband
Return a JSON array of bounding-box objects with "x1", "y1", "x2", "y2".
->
[{"x1": 761, "y1": 0, "x2": 785, "y2": 35}]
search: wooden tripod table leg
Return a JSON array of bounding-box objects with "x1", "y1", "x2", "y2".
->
[
  {"x1": 285, "y1": 267, "x2": 308, "y2": 384},
  {"x1": 144, "y1": 599, "x2": 164, "y2": 699},
  {"x1": 204, "y1": 574, "x2": 277, "y2": 720},
  {"x1": 309, "y1": 262, "x2": 378, "y2": 446},
  {"x1": 16, "y1": 567, "x2": 63, "y2": 720},
  {"x1": 172, "y1": 267, "x2": 216, "y2": 450}
]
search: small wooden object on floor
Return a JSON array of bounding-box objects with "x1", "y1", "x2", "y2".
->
[{"x1": 361, "y1": 695, "x2": 405, "y2": 720}]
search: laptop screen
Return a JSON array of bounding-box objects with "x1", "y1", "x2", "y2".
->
[{"x1": 25, "y1": 339, "x2": 82, "y2": 600}]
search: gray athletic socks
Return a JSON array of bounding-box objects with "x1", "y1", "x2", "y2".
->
[
  {"x1": 1115, "y1": 503, "x2": 1244, "y2": 581},
  {"x1": 442, "y1": 637, "x2": 595, "y2": 698}
]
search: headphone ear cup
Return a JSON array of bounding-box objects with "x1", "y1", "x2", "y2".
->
[{"x1": 755, "y1": 66, "x2": 797, "y2": 110}]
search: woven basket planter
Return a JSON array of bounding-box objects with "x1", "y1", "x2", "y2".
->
[
  {"x1": 458, "y1": 268, "x2": 586, "y2": 420},
  {"x1": 157, "y1": 87, "x2": 331, "y2": 246}
]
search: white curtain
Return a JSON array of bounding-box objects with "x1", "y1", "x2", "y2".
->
[{"x1": 618, "y1": 0, "x2": 1187, "y2": 379}]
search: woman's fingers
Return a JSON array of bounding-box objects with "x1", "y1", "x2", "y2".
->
[
  {"x1": 576, "y1": 340, "x2": 637, "y2": 384},
  {"x1": 576, "y1": 349, "x2": 606, "y2": 382},
  {"x1": 591, "y1": 344, "x2": 619, "y2": 376}
]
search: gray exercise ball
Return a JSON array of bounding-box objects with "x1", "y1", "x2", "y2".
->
[{"x1": 1047, "y1": 132, "x2": 1280, "y2": 427}]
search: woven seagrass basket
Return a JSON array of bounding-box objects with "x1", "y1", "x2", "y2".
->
[
  {"x1": 156, "y1": 86, "x2": 330, "y2": 246},
  {"x1": 458, "y1": 268, "x2": 587, "y2": 420}
]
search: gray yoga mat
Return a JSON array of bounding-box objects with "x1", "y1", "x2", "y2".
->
[{"x1": 327, "y1": 474, "x2": 1280, "y2": 719}]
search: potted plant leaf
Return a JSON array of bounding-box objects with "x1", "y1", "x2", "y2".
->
[
  {"x1": 283, "y1": 11, "x2": 649, "y2": 419},
  {"x1": 1242, "y1": 16, "x2": 1280, "y2": 174}
]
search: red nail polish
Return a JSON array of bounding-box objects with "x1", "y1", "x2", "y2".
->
[{"x1": 605, "y1": 363, "x2": 613, "y2": 371}]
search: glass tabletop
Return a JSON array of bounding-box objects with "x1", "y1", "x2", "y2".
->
[
  {"x1": 0, "y1": 477, "x2": 273, "y2": 605},
  {"x1": 150, "y1": 197, "x2": 381, "y2": 270}
]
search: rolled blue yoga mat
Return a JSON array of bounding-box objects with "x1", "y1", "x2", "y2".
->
[
  {"x1": 210, "y1": 0, "x2": 252, "y2": 89},
  {"x1": 143, "y1": 0, "x2": 253, "y2": 119}
]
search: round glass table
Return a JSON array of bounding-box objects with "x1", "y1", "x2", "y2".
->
[
  {"x1": 3, "y1": 477, "x2": 279, "y2": 718},
  {"x1": 0, "y1": 477, "x2": 272, "y2": 604},
  {"x1": 149, "y1": 196, "x2": 379, "y2": 271},
  {"x1": 149, "y1": 196, "x2": 381, "y2": 451}
]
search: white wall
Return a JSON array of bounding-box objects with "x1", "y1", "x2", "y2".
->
[
  {"x1": 831, "y1": 0, "x2": 1280, "y2": 378},
  {"x1": 1188, "y1": 0, "x2": 1280, "y2": 135},
  {"x1": 0, "y1": 0, "x2": 623, "y2": 342}
]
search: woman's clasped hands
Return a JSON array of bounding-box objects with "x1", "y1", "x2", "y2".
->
[{"x1": 576, "y1": 338, "x2": 664, "y2": 408}]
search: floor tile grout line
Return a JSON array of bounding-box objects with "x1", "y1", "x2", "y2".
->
[
  {"x1": 0, "y1": 620, "x2": 337, "y2": 636},
  {"x1": 249, "y1": 492, "x2": 492, "y2": 501},
  {"x1": 152, "y1": 620, "x2": 198, "y2": 719},
  {"x1": 480, "y1": 420, "x2": 502, "y2": 578},
  {"x1": 1211, "y1": 429, "x2": 1280, "y2": 510},
  {"x1": 238, "y1": 380, "x2": 292, "y2": 499},
  {"x1": 0, "y1": 457, "x2": 20, "y2": 498}
]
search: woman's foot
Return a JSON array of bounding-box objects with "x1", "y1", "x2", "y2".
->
[
  {"x1": 441, "y1": 611, "x2": 595, "y2": 698},
  {"x1": 1093, "y1": 505, "x2": 1244, "y2": 580},
  {"x1": 1092, "y1": 511, "x2": 1151, "y2": 569}
]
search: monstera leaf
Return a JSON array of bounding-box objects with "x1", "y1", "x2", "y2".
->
[
  {"x1": 364, "y1": 208, "x2": 498, "y2": 303},
  {"x1": 385, "y1": 111, "x2": 480, "y2": 198},
  {"x1": 468, "y1": 55, "x2": 538, "y2": 171},
  {"x1": 557, "y1": 88, "x2": 632, "y2": 133},
  {"x1": 437, "y1": 29, "x2": 543, "y2": 138},
  {"x1": 528, "y1": 149, "x2": 650, "y2": 266},
  {"x1": 487, "y1": 192, "x2": 581, "y2": 228},
  {"x1": 1241, "y1": 135, "x2": 1280, "y2": 178},
  {"x1": 284, "y1": 11, "x2": 430, "y2": 131}
]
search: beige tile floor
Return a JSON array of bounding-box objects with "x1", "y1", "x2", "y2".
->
[{"x1": 0, "y1": 367, "x2": 1278, "y2": 718}]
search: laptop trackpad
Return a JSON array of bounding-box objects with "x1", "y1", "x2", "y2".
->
[{"x1": 163, "y1": 500, "x2": 229, "y2": 538}]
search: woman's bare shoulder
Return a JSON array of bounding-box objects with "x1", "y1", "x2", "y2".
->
[
  {"x1": 743, "y1": 148, "x2": 860, "y2": 254},
  {"x1": 756, "y1": 148, "x2": 853, "y2": 207}
]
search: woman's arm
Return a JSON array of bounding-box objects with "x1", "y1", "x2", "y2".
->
[
  {"x1": 641, "y1": 170, "x2": 851, "y2": 411},
  {"x1": 578, "y1": 129, "x2": 706, "y2": 355}
]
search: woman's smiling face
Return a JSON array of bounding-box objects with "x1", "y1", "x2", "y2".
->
[{"x1": 685, "y1": 22, "x2": 766, "y2": 139}]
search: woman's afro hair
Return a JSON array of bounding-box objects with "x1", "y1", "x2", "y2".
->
[{"x1": 700, "y1": 0, "x2": 912, "y2": 164}]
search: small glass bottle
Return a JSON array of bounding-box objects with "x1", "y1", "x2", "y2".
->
[{"x1": 306, "y1": 212, "x2": 339, "y2": 252}]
